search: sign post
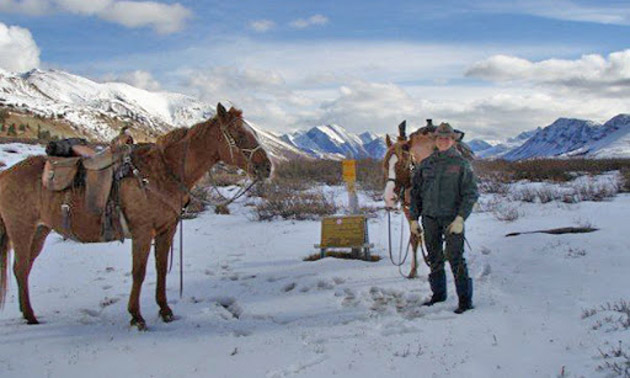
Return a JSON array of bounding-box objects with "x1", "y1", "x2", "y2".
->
[
  {"x1": 342, "y1": 160, "x2": 359, "y2": 214},
  {"x1": 314, "y1": 160, "x2": 373, "y2": 261}
]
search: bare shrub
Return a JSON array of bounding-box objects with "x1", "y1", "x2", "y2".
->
[
  {"x1": 254, "y1": 183, "x2": 337, "y2": 221},
  {"x1": 583, "y1": 300, "x2": 630, "y2": 331},
  {"x1": 357, "y1": 158, "x2": 385, "y2": 194},
  {"x1": 597, "y1": 341, "x2": 630, "y2": 378},
  {"x1": 272, "y1": 159, "x2": 342, "y2": 185},
  {"x1": 473, "y1": 158, "x2": 630, "y2": 183},
  {"x1": 477, "y1": 176, "x2": 508, "y2": 194}
]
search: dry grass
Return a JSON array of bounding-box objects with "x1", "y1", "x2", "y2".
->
[{"x1": 474, "y1": 158, "x2": 630, "y2": 183}]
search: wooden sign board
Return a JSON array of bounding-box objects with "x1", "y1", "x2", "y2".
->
[
  {"x1": 342, "y1": 160, "x2": 356, "y2": 183},
  {"x1": 320, "y1": 215, "x2": 366, "y2": 248}
]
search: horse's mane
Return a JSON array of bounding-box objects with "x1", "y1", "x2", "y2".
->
[
  {"x1": 157, "y1": 128, "x2": 189, "y2": 147},
  {"x1": 155, "y1": 107, "x2": 244, "y2": 149}
]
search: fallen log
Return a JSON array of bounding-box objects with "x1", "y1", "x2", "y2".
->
[{"x1": 505, "y1": 227, "x2": 599, "y2": 237}]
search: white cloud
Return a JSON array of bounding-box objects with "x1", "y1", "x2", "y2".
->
[
  {"x1": 289, "y1": 14, "x2": 329, "y2": 29},
  {"x1": 0, "y1": 0, "x2": 192, "y2": 34},
  {"x1": 100, "y1": 1, "x2": 191, "y2": 34},
  {"x1": 466, "y1": 50, "x2": 630, "y2": 96},
  {"x1": 63, "y1": 37, "x2": 627, "y2": 140},
  {"x1": 102, "y1": 70, "x2": 162, "y2": 91},
  {"x1": 474, "y1": 0, "x2": 630, "y2": 25},
  {"x1": 0, "y1": 0, "x2": 50, "y2": 15},
  {"x1": 0, "y1": 23, "x2": 40, "y2": 72},
  {"x1": 55, "y1": 0, "x2": 111, "y2": 14},
  {"x1": 249, "y1": 19, "x2": 275, "y2": 33}
]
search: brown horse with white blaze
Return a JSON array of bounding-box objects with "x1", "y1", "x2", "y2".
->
[{"x1": 0, "y1": 103, "x2": 272, "y2": 329}]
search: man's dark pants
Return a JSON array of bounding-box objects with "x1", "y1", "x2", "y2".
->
[{"x1": 421, "y1": 215, "x2": 473, "y2": 305}]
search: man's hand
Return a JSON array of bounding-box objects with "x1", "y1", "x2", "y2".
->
[
  {"x1": 410, "y1": 220, "x2": 423, "y2": 237},
  {"x1": 447, "y1": 215, "x2": 464, "y2": 234}
]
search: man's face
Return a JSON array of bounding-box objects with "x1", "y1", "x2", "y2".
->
[{"x1": 435, "y1": 136, "x2": 455, "y2": 151}]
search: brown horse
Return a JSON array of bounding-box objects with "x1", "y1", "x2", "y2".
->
[
  {"x1": 0, "y1": 103, "x2": 272, "y2": 329},
  {"x1": 382, "y1": 121, "x2": 471, "y2": 278}
]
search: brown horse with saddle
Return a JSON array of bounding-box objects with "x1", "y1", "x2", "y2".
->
[{"x1": 0, "y1": 103, "x2": 272, "y2": 329}]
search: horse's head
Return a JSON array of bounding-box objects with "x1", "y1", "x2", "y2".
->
[
  {"x1": 214, "y1": 103, "x2": 273, "y2": 180},
  {"x1": 382, "y1": 131, "x2": 414, "y2": 209}
]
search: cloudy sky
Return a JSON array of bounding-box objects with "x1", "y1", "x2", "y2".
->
[{"x1": 0, "y1": 0, "x2": 629, "y2": 141}]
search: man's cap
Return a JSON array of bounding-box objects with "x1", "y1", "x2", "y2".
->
[{"x1": 434, "y1": 122, "x2": 456, "y2": 139}]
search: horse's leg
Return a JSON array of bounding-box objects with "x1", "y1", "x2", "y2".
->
[
  {"x1": 403, "y1": 206, "x2": 418, "y2": 279},
  {"x1": 128, "y1": 230, "x2": 152, "y2": 330},
  {"x1": 154, "y1": 223, "x2": 177, "y2": 322},
  {"x1": 409, "y1": 234, "x2": 419, "y2": 279},
  {"x1": 28, "y1": 226, "x2": 50, "y2": 276},
  {"x1": 10, "y1": 226, "x2": 38, "y2": 324}
]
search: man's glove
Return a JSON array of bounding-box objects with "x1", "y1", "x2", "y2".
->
[
  {"x1": 447, "y1": 215, "x2": 464, "y2": 234},
  {"x1": 410, "y1": 220, "x2": 423, "y2": 237}
]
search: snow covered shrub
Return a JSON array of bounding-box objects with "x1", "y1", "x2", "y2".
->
[
  {"x1": 621, "y1": 168, "x2": 630, "y2": 192},
  {"x1": 492, "y1": 203, "x2": 520, "y2": 222},
  {"x1": 597, "y1": 341, "x2": 630, "y2": 378},
  {"x1": 511, "y1": 187, "x2": 538, "y2": 203},
  {"x1": 254, "y1": 183, "x2": 337, "y2": 221},
  {"x1": 572, "y1": 179, "x2": 618, "y2": 202},
  {"x1": 477, "y1": 176, "x2": 508, "y2": 194},
  {"x1": 536, "y1": 186, "x2": 562, "y2": 203}
]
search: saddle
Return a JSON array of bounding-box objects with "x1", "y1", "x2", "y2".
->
[{"x1": 42, "y1": 145, "x2": 134, "y2": 242}]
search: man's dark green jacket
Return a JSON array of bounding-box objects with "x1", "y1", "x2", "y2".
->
[{"x1": 409, "y1": 146, "x2": 479, "y2": 221}]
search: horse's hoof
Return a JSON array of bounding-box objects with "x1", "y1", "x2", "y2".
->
[
  {"x1": 26, "y1": 318, "x2": 39, "y2": 325},
  {"x1": 160, "y1": 312, "x2": 174, "y2": 323},
  {"x1": 407, "y1": 272, "x2": 417, "y2": 279},
  {"x1": 130, "y1": 318, "x2": 147, "y2": 331}
]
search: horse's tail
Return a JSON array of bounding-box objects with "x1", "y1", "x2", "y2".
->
[{"x1": 0, "y1": 215, "x2": 9, "y2": 309}]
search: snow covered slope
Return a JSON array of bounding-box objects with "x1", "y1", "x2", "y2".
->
[
  {"x1": 0, "y1": 142, "x2": 628, "y2": 377},
  {"x1": 0, "y1": 69, "x2": 214, "y2": 140},
  {"x1": 0, "y1": 68, "x2": 306, "y2": 161}
]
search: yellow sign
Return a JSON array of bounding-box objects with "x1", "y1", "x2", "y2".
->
[
  {"x1": 342, "y1": 160, "x2": 356, "y2": 183},
  {"x1": 320, "y1": 215, "x2": 366, "y2": 248}
]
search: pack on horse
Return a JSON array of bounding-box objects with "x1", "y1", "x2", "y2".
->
[
  {"x1": 0, "y1": 103, "x2": 272, "y2": 329},
  {"x1": 382, "y1": 120, "x2": 472, "y2": 278}
]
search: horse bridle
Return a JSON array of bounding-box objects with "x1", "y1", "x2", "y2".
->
[{"x1": 219, "y1": 117, "x2": 264, "y2": 174}]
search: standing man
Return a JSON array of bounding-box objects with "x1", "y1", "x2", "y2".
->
[{"x1": 409, "y1": 123, "x2": 479, "y2": 314}]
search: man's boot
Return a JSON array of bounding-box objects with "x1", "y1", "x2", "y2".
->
[
  {"x1": 423, "y1": 270, "x2": 447, "y2": 306},
  {"x1": 454, "y1": 278, "x2": 474, "y2": 314}
]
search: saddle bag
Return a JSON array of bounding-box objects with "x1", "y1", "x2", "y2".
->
[{"x1": 42, "y1": 157, "x2": 81, "y2": 191}]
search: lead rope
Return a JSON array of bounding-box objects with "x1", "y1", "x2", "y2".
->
[{"x1": 178, "y1": 138, "x2": 189, "y2": 298}]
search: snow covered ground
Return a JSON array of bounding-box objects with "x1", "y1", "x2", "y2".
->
[{"x1": 0, "y1": 146, "x2": 629, "y2": 378}]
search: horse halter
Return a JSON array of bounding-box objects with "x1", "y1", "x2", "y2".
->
[{"x1": 219, "y1": 117, "x2": 264, "y2": 173}]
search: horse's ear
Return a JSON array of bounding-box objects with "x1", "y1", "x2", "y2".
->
[
  {"x1": 217, "y1": 103, "x2": 228, "y2": 118},
  {"x1": 385, "y1": 134, "x2": 393, "y2": 148}
]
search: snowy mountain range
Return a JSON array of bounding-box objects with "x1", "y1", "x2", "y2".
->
[
  {"x1": 280, "y1": 125, "x2": 386, "y2": 160},
  {"x1": 0, "y1": 68, "x2": 307, "y2": 161},
  {"x1": 1, "y1": 67, "x2": 629, "y2": 161},
  {"x1": 474, "y1": 115, "x2": 630, "y2": 160}
]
